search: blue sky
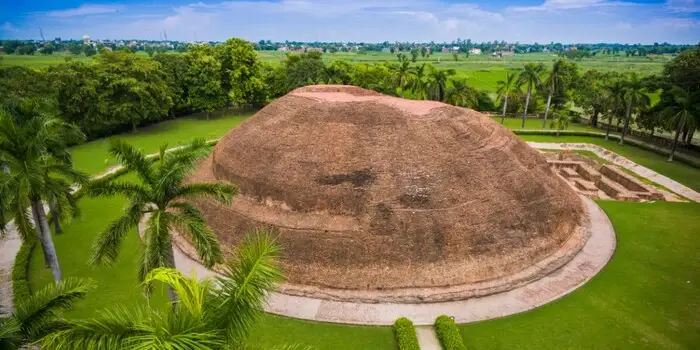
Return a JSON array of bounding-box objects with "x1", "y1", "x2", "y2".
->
[{"x1": 1, "y1": 0, "x2": 699, "y2": 43}]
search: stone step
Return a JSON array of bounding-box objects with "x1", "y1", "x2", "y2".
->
[
  {"x1": 578, "y1": 164, "x2": 602, "y2": 183},
  {"x1": 574, "y1": 178, "x2": 598, "y2": 192},
  {"x1": 560, "y1": 167, "x2": 580, "y2": 179},
  {"x1": 597, "y1": 177, "x2": 638, "y2": 201}
]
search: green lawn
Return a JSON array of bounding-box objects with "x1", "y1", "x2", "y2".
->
[
  {"x1": 491, "y1": 116, "x2": 596, "y2": 131},
  {"x1": 71, "y1": 113, "x2": 252, "y2": 175},
  {"x1": 459, "y1": 201, "x2": 700, "y2": 349}
]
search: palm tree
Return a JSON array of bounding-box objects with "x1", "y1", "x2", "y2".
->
[
  {"x1": 409, "y1": 63, "x2": 429, "y2": 100},
  {"x1": 427, "y1": 67, "x2": 456, "y2": 102},
  {"x1": 86, "y1": 139, "x2": 238, "y2": 301},
  {"x1": 445, "y1": 78, "x2": 479, "y2": 108},
  {"x1": 496, "y1": 71, "x2": 516, "y2": 124},
  {"x1": 517, "y1": 63, "x2": 545, "y2": 128},
  {"x1": 42, "y1": 232, "x2": 282, "y2": 349},
  {"x1": 542, "y1": 59, "x2": 567, "y2": 128},
  {"x1": 660, "y1": 86, "x2": 698, "y2": 161},
  {"x1": 0, "y1": 102, "x2": 87, "y2": 282},
  {"x1": 603, "y1": 77, "x2": 626, "y2": 141},
  {"x1": 0, "y1": 277, "x2": 94, "y2": 349},
  {"x1": 619, "y1": 73, "x2": 651, "y2": 145},
  {"x1": 391, "y1": 58, "x2": 414, "y2": 97}
]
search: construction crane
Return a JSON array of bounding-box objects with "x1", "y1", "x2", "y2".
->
[{"x1": 39, "y1": 26, "x2": 45, "y2": 42}]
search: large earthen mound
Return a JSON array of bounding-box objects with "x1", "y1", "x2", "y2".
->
[{"x1": 186, "y1": 85, "x2": 588, "y2": 300}]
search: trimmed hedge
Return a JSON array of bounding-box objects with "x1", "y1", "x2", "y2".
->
[
  {"x1": 393, "y1": 317, "x2": 420, "y2": 350},
  {"x1": 11, "y1": 239, "x2": 36, "y2": 303},
  {"x1": 513, "y1": 129, "x2": 700, "y2": 169},
  {"x1": 435, "y1": 315, "x2": 466, "y2": 350}
]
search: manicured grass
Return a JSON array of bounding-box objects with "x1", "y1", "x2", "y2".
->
[
  {"x1": 491, "y1": 116, "x2": 595, "y2": 131},
  {"x1": 28, "y1": 175, "x2": 170, "y2": 319},
  {"x1": 71, "y1": 113, "x2": 251, "y2": 175},
  {"x1": 249, "y1": 314, "x2": 396, "y2": 349},
  {"x1": 459, "y1": 201, "x2": 700, "y2": 349},
  {"x1": 520, "y1": 134, "x2": 700, "y2": 192}
]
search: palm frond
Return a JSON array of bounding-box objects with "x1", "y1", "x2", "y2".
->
[
  {"x1": 0, "y1": 318, "x2": 22, "y2": 349},
  {"x1": 173, "y1": 183, "x2": 238, "y2": 205},
  {"x1": 214, "y1": 229, "x2": 282, "y2": 343},
  {"x1": 109, "y1": 139, "x2": 156, "y2": 186},
  {"x1": 91, "y1": 200, "x2": 144, "y2": 266},
  {"x1": 139, "y1": 211, "x2": 173, "y2": 294},
  {"x1": 86, "y1": 180, "x2": 150, "y2": 200},
  {"x1": 165, "y1": 204, "x2": 223, "y2": 267},
  {"x1": 143, "y1": 268, "x2": 215, "y2": 319},
  {"x1": 156, "y1": 139, "x2": 211, "y2": 195},
  {"x1": 41, "y1": 307, "x2": 145, "y2": 349},
  {"x1": 13, "y1": 277, "x2": 95, "y2": 341}
]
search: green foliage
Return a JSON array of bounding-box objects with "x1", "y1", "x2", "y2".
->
[
  {"x1": 283, "y1": 51, "x2": 328, "y2": 91},
  {"x1": 185, "y1": 44, "x2": 227, "y2": 118},
  {"x1": 42, "y1": 231, "x2": 283, "y2": 349},
  {"x1": 216, "y1": 38, "x2": 267, "y2": 107},
  {"x1": 434, "y1": 315, "x2": 466, "y2": 350},
  {"x1": 11, "y1": 240, "x2": 36, "y2": 303},
  {"x1": 393, "y1": 317, "x2": 420, "y2": 350}
]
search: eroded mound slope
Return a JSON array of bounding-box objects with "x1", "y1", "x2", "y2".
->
[{"x1": 187, "y1": 85, "x2": 587, "y2": 295}]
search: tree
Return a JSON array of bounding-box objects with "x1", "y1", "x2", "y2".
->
[
  {"x1": 603, "y1": 76, "x2": 626, "y2": 141},
  {"x1": 453, "y1": 53, "x2": 459, "y2": 61},
  {"x1": 659, "y1": 87, "x2": 698, "y2": 161},
  {"x1": 153, "y1": 53, "x2": 190, "y2": 118},
  {"x1": 573, "y1": 70, "x2": 607, "y2": 128},
  {"x1": 145, "y1": 46, "x2": 156, "y2": 57},
  {"x1": 0, "y1": 277, "x2": 94, "y2": 349},
  {"x1": 49, "y1": 61, "x2": 105, "y2": 139},
  {"x1": 542, "y1": 59, "x2": 567, "y2": 127},
  {"x1": 410, "y1": 48, "x2": 419, "y2": 63},
  {"x1": 86, "y1": 139, "x2": 237, "y2": 301},
  {"x1": 391, "y1": 57, "x2": 414, "y2": 97},
  {"x1": 95, "y1": 51, "x2": 173, "y2": 132},
  {"x1": 420, "y1": 47, "x2": 427, "y2": 58},
  {"x1": 83, "y1": 45, "x2": 97, "y2": 57},
  {"x1": 552, "y1": 109, "x2": 570, "y2": 136},
  {"x1": 0, "y1": 102, "x2": 87, "y2": 282},
  {"x1": 185, "y1": 45, "x2": 227, "y2": 119},
  {"x1": 496, "y1": 71, "x2": 516, "y2": 123},
  {"x1": 216, "y1": 38, "x2": 267, "y2": 107},
  {"x1": 408, "y1": 63, "x2": 430, "y2": 100},
  {"x1": 427, "y1": 67, "x2": 456, "y2": 102},
  {"x1": 619, "y1": 73, "x2": 650, "y2": 145},
  {"x1": 41, "y1": 43, "x2": 54, "y2": 55},
  {"x1": 283, "y1": 51, "x2": 328, "y2": 91},
  {"x1": 67, "y1": 44, "x2": 83, "y2": 56},
  {"x1": 326, "y1": 60, "x2": 355, "y2": 85},
  {"x1": 517, "y1": 63, "x2": 545, "y2": 128},
  {"x1": 445, "y1": 78, "x2": 479, "y2": 108},
  {"x1": 43, "y1": 232, "x2": 282, "y2": 349}
]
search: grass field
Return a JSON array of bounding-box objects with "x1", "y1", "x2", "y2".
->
[{"x1": 459, "y1": 201, "x2": 700, "y2": 349}]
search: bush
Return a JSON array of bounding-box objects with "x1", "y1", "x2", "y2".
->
[
  {"x1": 435, "y1": 315, "x2": 466, "y2": 350},
  {"x1": 12, "y1": 239, "x2": 36, "y2": 302},
  {"x1": 393, "y1": 317, "x2": 420, "y2": 350}
]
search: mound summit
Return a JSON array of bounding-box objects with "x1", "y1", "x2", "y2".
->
[{"x1": 186, "y1": 85, "x2": 588, "y2": 301}]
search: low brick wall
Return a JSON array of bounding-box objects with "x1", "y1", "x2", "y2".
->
[{"x1": 600, "y1": 165, "x2": 647, "y2": 192}]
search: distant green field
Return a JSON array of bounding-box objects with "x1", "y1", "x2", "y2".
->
[{"x1": 2, "y1": 51, "x2": 669, "y2": 93}]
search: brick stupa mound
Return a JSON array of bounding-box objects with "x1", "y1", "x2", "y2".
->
[{"x1": 185, "y1": 85, "x2": 589, "y2": 302}]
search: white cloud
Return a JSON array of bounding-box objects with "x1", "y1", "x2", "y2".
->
[
  {"x1": 45, "y1": 4, "x2": 122, "y2": 18},
  {"x1": 665, "y1": 0, "x2": 700, "y2": 13},
  {"x1": 507, "y1": 0, "x2": 628, "y2": 12}
]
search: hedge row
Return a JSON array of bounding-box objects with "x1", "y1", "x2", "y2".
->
[
  {"x1": 393, "y1": 317, "x2": 420, "y2": 350},
  {"x1": 11, "y1": 239, "x2": 36, "y2": 304},
  {"x1": 513, "y1": 129, "x2": 700, "y2": 169},
  {"x1": 435, "y1": 315, "x2": 467, "y2": 350}
]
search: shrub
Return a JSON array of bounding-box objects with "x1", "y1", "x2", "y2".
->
[
  {"x1": 394, "y1": 317, "x2": 420, "y2": 350},
  {"x1": 435, "y1": 315, "x2": 466, "y2": 350},
  {"x1": 12, "y1": 239, "x2": 36, "y2": 302}
]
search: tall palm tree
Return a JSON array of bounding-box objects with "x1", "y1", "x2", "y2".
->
[
  {"x1": 391, "y1": 58, "x2": 414, "y2": 98},
  {"x1": 409, "y1": 63, "x2": 429, "y2": 100},
  {"x1": 0, "y1": 277, "x2": 94, "y2": 349},
  {"x1": 496, "y1": 71, "x2": 516, "y2": 124},
  {"x1": 427, "y1": 67, "x2": 456, "y2": 102},
  {"x1": 445, "y1": 78, "x2": 479, "y2": 108},
  {"x1": 86, "y1": 139, "x2": 238, "y2": 301},
  {"x1": 660, "y1": 86, "x2": 698, "y2": 162},
  {"x1": 619, "y1": 73, "x2": 651, "y2": 145},
  {"x1": 0, "y1": 103, "x2": 87, "y2": 282},
  {"x1": 603, "y1": 77, "x2": 626, "y2": 141},
  {"x1": 42, "y1": 232, "x2": 282, "y2": 349},
  {"x1": 542, "y1": 59, "x2": 567, "y2": 128},
  {"x1": 517, "y1": 63, "x2": 545, "y2": 128}
]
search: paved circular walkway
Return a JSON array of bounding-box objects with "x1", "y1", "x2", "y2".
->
[{"x1": 171, "y1": 196, "x2": 616, "y2": 326}]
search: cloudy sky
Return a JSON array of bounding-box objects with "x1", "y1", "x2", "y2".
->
[{"x1": 1, "y1": 0, "x2": 699, "y2": 44}]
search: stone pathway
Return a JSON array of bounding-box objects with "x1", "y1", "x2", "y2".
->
[
  {"x1": 170, "y1": 196, "x2": 616, "y2": 326},
  {"x1": 529, "y1": 142, "x2": 700, "y2": 202},
  {"x1": 0, "y1": 220, "x2": 23, "y2": 317},
  {"x1": 416, "y1": 326, "x2": 441, "y2": 350}
]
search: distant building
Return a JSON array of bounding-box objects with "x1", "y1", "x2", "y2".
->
[
  {"x1": 469, "y1": 48, "x2": 482, "y2": 55},
  {"x1": 381, "y1": 47, "x2": 391, "y2": 53},
  {"x1": 491, "y1": 50, "x2": 515, "y2": 57},
  {"x1": 82, "y1": 35, "x2": 90, "y2": 45},
  {"x1": 54, "y1": 37, "x2": 62, "y2": 44},
  {"x1": 441, "y1": 47, "x2": 449, "y2": 53},
  {"x1": 277, "y1": 46, "x2": 289, "y2": 51}
]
